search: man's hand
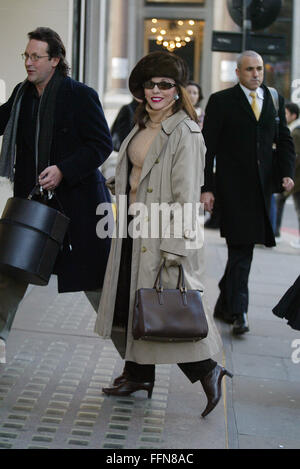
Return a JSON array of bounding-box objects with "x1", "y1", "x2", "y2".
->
[
  {"x1": 282, "y1": 177, "x2": 294, "y2": 193},
  {"x1": 39, "y1": 165, "x2": 63, "y2": 191},
  {"x1": 200, "y1": 191, "x2": 215, "y2": 213}
]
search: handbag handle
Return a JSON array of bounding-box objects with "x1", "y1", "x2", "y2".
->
[
  {"x1": 27, "y1": 183, "x2": 42, "y2": 200},
  {"x1": 27, "y1": 183, "x2": 56, "y2": 201},
  {"x1": 154, "y1": 260, "x2": 187, "y2": 291},
  {"x1": 153, "y1": 260, "x2": 188, "y2": 306},
  {"x1": 27, "y1": 183, "x2": 72, "y2": 251}
]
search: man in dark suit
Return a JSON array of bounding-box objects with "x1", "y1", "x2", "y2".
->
[
  {"x1": 0, "y1": 27, "x2": 113, "y2": 363},
  {"x1": 201, "y1": 50, "x2": 295, "y2": 335}
]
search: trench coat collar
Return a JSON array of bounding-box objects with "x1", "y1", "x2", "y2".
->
[
  {"x1": 116, "y1": 110, "x2": 189, "y2": 186},
  {"x1": 115, "y1": 123, "x2": 139, "y2": 175},
  {"x1": 161, "y1": 109, "x2": 189, "y2": 134},
  {"x1": 233, "y1": 83, "x2": 272, "y2": 123},
  {"x1": 139, "y1": 110, "x2": 188, "y2": 184}
]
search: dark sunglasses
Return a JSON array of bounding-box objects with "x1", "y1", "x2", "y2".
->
[{"x1": 143, "y1": 80, "x2": 176, "y2": 90}]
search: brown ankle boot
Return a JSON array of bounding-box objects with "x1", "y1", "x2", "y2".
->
[
  {"x1": 200, "y1": 365, "x2": 233, "y2": 417},
  {"x1": 113, "y1": 370, "x2": 130, "y2": 386},
  {"x1": 103, "y1": 380, "x2": 154, "y2": 399}
]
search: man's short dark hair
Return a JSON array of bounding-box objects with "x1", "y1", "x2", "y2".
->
[
  {"x1": 28, "y1": 27, "x2": 70, "y2": 77},
  {"x1": 285, "y1": 102, "x2": 300, "y2": 119}
]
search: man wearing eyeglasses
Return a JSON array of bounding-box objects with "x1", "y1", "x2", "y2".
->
[{"x1": 0, "y1": 27, "x2": 113, "y2": 363}]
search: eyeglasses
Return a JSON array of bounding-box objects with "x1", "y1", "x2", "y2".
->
[
  {"x1": 21, "y1": 53, "x2": 50, "y2": 62},
  {"x1": 143, "y1": 80, "x2": 176, "y2": 90}
]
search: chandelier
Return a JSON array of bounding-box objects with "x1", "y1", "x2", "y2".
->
[{"x1": 150, "y1": 18, "x2": 195, "y2": 52}]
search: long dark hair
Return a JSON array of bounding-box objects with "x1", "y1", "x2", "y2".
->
[
  {"x1": 28, "y1": 27, "x2": 70, "y2": 77},
  {"x1": 135, "y1": 84, "x2": 198, "y2": 129}
]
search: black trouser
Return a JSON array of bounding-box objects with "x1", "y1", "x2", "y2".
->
[
  {"x1": 217, "y1": 243, "x2": 254, "y2": 319},
  {"x1": 123, "y1": 359, "x2": 217, "y2": 384}
]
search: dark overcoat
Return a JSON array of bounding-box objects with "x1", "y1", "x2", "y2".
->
[
  {"x1": 202, "y1": 83, "x2": 295, "y2": 246},
  {"x1": 273, "y1": 275, "x2": 300, "y2": 331},
  {"x1": 0, "y1": 77, "x2": 113, "y2": 292}
]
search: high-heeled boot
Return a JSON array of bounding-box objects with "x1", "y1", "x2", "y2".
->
[
  {"x1": 102, "y1": 380, "x2": 154, "y2": 398},
  {"x1": 200, "y1": 364, "x2": 233, "y2": 418}
]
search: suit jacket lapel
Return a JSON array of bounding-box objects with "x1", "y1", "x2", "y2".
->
[
  {"x1": 233, "y1": 83, "x2": 275, "y2": 124},
  {"x1": 233, "y1": 84, "x2": 257, "y2": 122},
  {"x1": 259, "y1": 85, "x2": 276, "y2": 125}
]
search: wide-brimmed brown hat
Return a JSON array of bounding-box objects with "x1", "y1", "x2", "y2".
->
[{"x1": 129, "y1": 51, "x2": 189, "y2": 100}]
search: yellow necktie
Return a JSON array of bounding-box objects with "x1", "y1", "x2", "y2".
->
[{"x1": 250, "y1": 91, "x2": 260, "y2": 120}]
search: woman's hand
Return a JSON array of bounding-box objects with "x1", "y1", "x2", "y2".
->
[{"x1": 161, "y1": 251, "x2": 183, "y2": 268}]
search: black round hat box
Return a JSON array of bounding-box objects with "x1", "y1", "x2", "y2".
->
[{"x1": 0, "y1": 197, "x2": 69, "y2": 285}]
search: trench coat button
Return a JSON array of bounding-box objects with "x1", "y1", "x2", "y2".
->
[
  {"x1": 141, "y1": 246, "x2": 147, "y2": 253},
  {"x1": 257, "y1": 160, "x2": 261, "y2": 165},
  {"x1": 147, "y1": 188, "x2": 153, "y2": 193},
  {"x1": 155, "y1": 158, "x2": 160, "y2": 164}
]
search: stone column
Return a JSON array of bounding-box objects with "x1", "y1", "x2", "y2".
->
[
  {"x1": 212, "y1": 0, "x2": 240, "y2": 93},
  {"x1": 107, "y1": 0, "x2": 130, "y2": 93},
  {"x1": 84, "y1": 0, "x2": 107, "y2": 99}
]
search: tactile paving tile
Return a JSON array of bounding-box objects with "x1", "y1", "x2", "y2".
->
[
  {"x1": 0, "y1": 279, "x2": 173, "y2": 449},
  {"x1": 0, "y1": 333, "x2": 172, "y2": 449},
  {"x1": 0, "y1": 279, "x2": 226, "y2": 449},
  {"x1": 12, "y1": 278, "x2": 96, "y2": 337}
]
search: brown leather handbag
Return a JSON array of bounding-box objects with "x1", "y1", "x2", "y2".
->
[{"x1": 132, "y1": 260, "x2": 208, "y2": 342}]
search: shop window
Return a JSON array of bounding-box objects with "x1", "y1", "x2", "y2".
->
[
  {"x1": 260, "y1": 0, "x2": 293, "y2": 99},
  {"x1": 144, "y1": 18, "x2": 204, "y2": 82},
  {"x1": 145, "y1": 0, "x2": 205, "y2": 4}
]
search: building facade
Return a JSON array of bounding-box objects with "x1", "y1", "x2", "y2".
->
[{"x1": 0, "y1": 0, "x2": 299, "y2": 121}]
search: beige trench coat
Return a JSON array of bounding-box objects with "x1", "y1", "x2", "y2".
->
[{"x1": 95, "y1": 110, "x2": 222, "y2": 364}]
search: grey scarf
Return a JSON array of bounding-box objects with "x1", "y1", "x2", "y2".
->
[
  {"x1": 0, "y1": 69, "x2": 64, "y2": 183},
  {"x1": 0, "y1": 80, "x2": 29, "y2": 181}
]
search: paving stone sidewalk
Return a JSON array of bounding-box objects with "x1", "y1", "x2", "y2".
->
[
  {"x1": 0, "y1": 228, "x2": 299, "y2": 449},
  {"x1": 204, "y1": 229, "x2": 300, "y2": 450},
  {"x1": 0, "y1": 270, "x2": 226, "y2": 449}
]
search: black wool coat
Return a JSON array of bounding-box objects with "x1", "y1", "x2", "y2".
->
[
  {"x1": 0, "y1": 77, "x2": 113, "y2": 292},
  {"x1": 110, "y1": 99, "x2": 138, "y2": 151},
  {"x1": 273, "y1": 274, "x2": 300, "y2": 331},
  {"x1": 202, "y1": 84, "x2": 295, "y2": 247}
]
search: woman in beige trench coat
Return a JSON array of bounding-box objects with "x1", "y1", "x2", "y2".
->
[{"x1": 95, "y1": 51, "x2": 232, "y2": 417}]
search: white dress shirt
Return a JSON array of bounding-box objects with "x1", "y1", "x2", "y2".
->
[{"x1": 239, "y1": 83, "x2": 264, "y2": 113}]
